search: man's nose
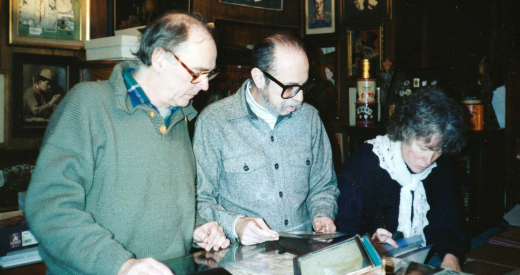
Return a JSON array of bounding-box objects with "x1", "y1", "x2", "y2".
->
[
  {"x1": 197, "y1": 78, "x2": 210, "y2": 91},
  {"x1": 292, "y1": 90, "x2": 304, "y2": 103}
]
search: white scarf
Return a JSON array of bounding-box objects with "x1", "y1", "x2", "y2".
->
[{"x1": 367, "y1": 135, "x2": 436, "y2": 246}]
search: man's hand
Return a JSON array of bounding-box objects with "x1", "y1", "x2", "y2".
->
[
  {"x1": 49, "y1": 94, "x2": 62, "y2": 105},
  {"x1": 235, "y1": 217, "x2": 279, "y2": 245},
  {"x1": 193, "y1": 221, "x2": 230, "y2": 252},
  {"x1": 371, "y1": 228, "x2": 398, "y2": 248},
  {"x1": 441, "y1": 253, "x2": 461, "y2": 271},
  {"x1": 117, "y1": 258, "x2": 173, "y2": 275},
  {"x1": 312, "y1": 216, "x2": 336, "y2": 233}
]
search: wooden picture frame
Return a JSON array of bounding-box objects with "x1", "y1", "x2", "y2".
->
[
  {"x1": 0, "y1": 71, "x2": 9, "y2": 146},
  {"x1": 343, "y1": 0, "x2": 392, "y2": 23},
  {"x1": 11, "y1": 53, "x2": 79, "y2": 137},
  {"x1": 347, "y1": 25, "x2": 383, "y2": 78},
  {"x1": 306, "y1": 40, "x2": 341, "y2": 118},
  {"x1": 110, "y1": 0, "x2": 191, "y2": 35},
  {"x1": 304, "y1": 0, "x2": 335, "y2": 35},
  {"x1": 220, "y1": 0, "x2": 283, "y2": 10},
  {"x1": 9, "y1": 0, "x2": 90, "y2": 49}
]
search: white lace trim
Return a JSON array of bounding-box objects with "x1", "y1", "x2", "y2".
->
[{"x1": 367, "y1": 135, "x2": 436, "y2": 246}]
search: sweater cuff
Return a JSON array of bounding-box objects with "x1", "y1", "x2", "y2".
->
[
  {"x1": 94, "y1": 243, "x2": 134, "y2": 275},
  {"x1": 311, "y1": 206, "x2": 336, "y2": 221}
]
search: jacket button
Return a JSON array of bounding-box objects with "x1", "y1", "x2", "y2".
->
[
  {"x1": 306, "y1": 159, "x2": 311, "y2": 166},
  {"x1": 285, "y1": 219, "x2": 289, "y2": 226},
  {"x1": 243, "y1": 165, "x2": 249, "y2": 171},
  {"x1": 160, "y1": 126, "x2": 167, "y2": 134},
  {"x1": 271, "y1": 136, "x2": 274, "y2": 142},
  {"x1": 274, "y1": 163, "x2": 279, "y2": 169},
  {"x1": 149, "y1": 111, "x2": 156, "y2": 118},
  {"x1": 279, "y1": 191, "x2": 283, "y2": 198}
]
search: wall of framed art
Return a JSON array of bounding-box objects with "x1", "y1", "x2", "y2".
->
[{"x1": 9, "y1": 0, "x2": 90, "y2": 49}]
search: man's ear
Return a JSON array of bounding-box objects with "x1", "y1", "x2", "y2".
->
[
  {"x1": 251, "y1": 68, "x2": 266, "y2": 89},
  {"x1": 150, "y1": 48, "x2": 174, "y2": 73}
]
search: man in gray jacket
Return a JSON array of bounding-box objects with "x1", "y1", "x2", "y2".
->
[{"x1": 194, "y1": 33, "x2": 339, "y2": 246}]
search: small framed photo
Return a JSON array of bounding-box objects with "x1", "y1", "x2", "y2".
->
[
  {"x1": 347, "y1": 25, "x2": 383, "y2": 78},
  {"x1": 304, "y1": 0, "x2": 335, "y2": 35},
  {"x1": 11, "y1": 53, "x2": 79, "y2": 137},
  {"x1": 9, "y1": 0, "x2": 89, "y2": 49},
  {"x1": 343, "y1": 0, "x2": 392, "y2": 23}
]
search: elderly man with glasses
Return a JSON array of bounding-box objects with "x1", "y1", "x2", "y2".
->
[
  {"x1": 193, "y1": 33, "x2": 339, "y2": 246},
  {"x1": 25, "y1": 12, "x2": 229, "y2": 275}
]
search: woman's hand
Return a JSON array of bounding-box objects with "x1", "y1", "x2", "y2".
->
[
  {"x1": 371, "y1": 228, "x2": 398, "y2": 248},
  {"x1": 441, "y1": 253, "x2": 461, "y2": 271}
]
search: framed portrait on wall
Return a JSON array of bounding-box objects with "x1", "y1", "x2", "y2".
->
[
  {"x1": 347, "y1": 25, "x2": 383, "y2": 78},
  {"x1": 343, "y1": 0, "x2": 392, "y2": 23},
  {"x1": 11, "y1": 53, "x2": 79, "y2": 137},
  {"x1": 109, "y1": 0, "x2": 190, "y2": 35},
  {"x1": 304, "y1": 0, "x2": 335, "y2": 35},
  {"x1": 9, "y1": 0, "x2": 89, "y2": 49}
]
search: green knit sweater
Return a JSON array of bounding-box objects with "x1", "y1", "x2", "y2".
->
[{"x1": 25, "y1": 62, "x2": 198, "y2": 275}]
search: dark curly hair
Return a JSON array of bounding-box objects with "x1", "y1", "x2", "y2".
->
[{"x1": 386, "y1": 88, "x2": 466, "y2": 154}]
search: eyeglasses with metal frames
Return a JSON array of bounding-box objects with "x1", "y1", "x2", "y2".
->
[
  {"x1": 261, "y1": 70, "x2": 313, "y2": 99},
  {"x1": 164, "y1": 49, "x2": 220, "y2": 84}
]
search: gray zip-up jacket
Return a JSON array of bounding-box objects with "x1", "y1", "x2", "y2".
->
[{"x1": 194, "y1": 80, "x2": 339, "y2": 241}]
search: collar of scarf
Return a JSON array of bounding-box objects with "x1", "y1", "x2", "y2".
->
[{"x1": 367, "y1": 135, "x2": 436, "y2": 246}]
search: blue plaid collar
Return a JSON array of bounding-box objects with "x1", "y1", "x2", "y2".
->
[{"x1": 123, "y1": 68, "x2": 179, "y2": 125}]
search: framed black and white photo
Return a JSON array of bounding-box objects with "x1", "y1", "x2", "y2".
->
[
  {"x1": 11, "y1": 53, "x2": 78, "y2": 137},
  {"x1": 343, "y1": 0, "x2": 392, "y2": 24}
]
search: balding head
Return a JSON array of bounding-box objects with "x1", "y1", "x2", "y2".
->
[{"x1": 133, "y1": 12, "x2": 213, "y2": 66}]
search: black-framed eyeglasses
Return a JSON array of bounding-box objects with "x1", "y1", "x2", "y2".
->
[
  {"x1": 164, "y1": 49, "x2": 220, "y2": 84},
  {"x1": 261, "y1": 71, "x2": 314, "y2": 99}
]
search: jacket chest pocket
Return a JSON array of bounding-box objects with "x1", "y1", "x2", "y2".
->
[
  {"x1": 222, "y1": 154, "x2": 270, "y2": 202},
  {"x1": 287, "y1": 153, "x2": 313, "y2": 195}
]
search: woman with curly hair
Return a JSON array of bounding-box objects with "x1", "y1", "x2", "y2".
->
[{"x1": 336, "y1": 88, "x2": 466, "y2": 271}]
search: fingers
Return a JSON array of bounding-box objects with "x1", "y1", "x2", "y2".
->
[
  {"x1": 313, "y1": 217, "x2": 336, "y2": 233},
  {"x1": 193, "y1": 222, "x2": 230, "y2": 252},
  {"x1": 236, "y1": 217, "x2": 279, "y2": 245},
  {"x1": 117, "y1": 258, "x2": 173, "y2": 275},
  {"x1": 371, "y1": 228, "x2": 398, "y2": 248}
]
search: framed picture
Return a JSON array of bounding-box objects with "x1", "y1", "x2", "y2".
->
[
  {"x1": 220, "y1": 0, "x2": 282, "y2": 10},
  {"x1": 306, "y1": 41, "x2": 341, "y2": 118},
  {"x1": 110, "y1": 0, "x2": 191, "y2": 34},
  {"x1": 343, "y1": 0, "x2": 392, "y2": 23},
  {"x1": 0, "y1": 71, "x2": 9, "y2": 146},
  {"x1": 304, "y1": 0, "x2": 335, "y2": 35},
  {"x1": 11, "y1": 53, "x2": 79, "y2": 137},
  {"x1": 347, "y1": 25, "x2": 383, "y2": 78},
  {"x1": 9, "y1": 0, "x2": 89, "y2": 49}
]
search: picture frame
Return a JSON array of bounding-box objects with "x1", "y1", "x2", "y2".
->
[
  {"x1": 9, "y1": 0, "x2": 90, "y2": 49},
  {"x1": 11, "y1": 53, "x2": 79, "y2": 137},
  {"x1": 305, "y1": 40, "x2": 341, "y2": 118},
  {"x1": 343, "y1": 0, "x2": 392, "y2": 23},
  {"x1": 110, "y1": 0, "x2": 191, "y2": 35},
  {"x1": 220, "y1": 0, "x2": 283, "y2": 10},
  {"x1": 347, "y1": 25, "x2": 383, "y2": 78},
  {"x1": 0, "y1": 71, "x2": 9, "y2": 146},
  {"x1": 304, "y1": 0, "x2": 335, "y2": 35}
]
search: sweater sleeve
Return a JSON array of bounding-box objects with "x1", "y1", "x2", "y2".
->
[
  {"x1": 25, "y1": 85, "x2": 133, "y2": 275},
  {"x1": 336, "y1": 144, "x2": 378, "y2": 235},
  {"x1": 193, "y1": 114, "x2": 245, "y2": 242},
  {"x1": 423, "y1": 156, "x2": 466, "y2": 262},
  {"x1": 306, "y1": 110, "x2": 340, "y2": 221}
]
